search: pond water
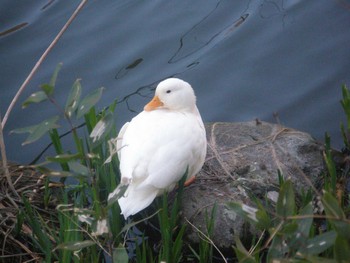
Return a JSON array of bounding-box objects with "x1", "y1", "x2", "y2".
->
[{"x1": 1, "y1": 0, "x2": 350, "y2": 164}]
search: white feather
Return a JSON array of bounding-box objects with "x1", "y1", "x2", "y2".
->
[{"x1": 115, "y1": 78, "x2": 207, "y2": 218}]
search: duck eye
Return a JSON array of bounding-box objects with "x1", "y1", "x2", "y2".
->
[{"x1": 166, "y1": 90, "x2": 171, "y2": 94}]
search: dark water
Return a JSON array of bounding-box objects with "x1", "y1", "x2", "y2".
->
[{"x1": 1, "y1": 0, "x2": 350, "y2": 164}]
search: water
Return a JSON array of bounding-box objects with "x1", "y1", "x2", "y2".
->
[{"x1": 1, "y1": 0, "x2": 349, "y2": 164}]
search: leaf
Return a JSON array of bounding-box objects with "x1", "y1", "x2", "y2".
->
[
  {"x1": 254, "y1": 198, "x2": 271, "y2": 230},
  {"x1": 91, "y1": 219, "x2": 109, "y2": 236},
  {"x1": 46, "y1": 153, "x2": 83, "y2": 163},
  {"x1": 298, "y1": 231, "x2": 337, "y2": 256},
  {"x1": 22, "y1": 91, "x2": 48, "y2": 108},
  {"x1": 40, "y1": 83, "x2": 54, "y2": 96},
  {"x1": 324, "y1": 133, "x2": 337, "y2": 191},
  {"x1": 22, "y1": 197, "x2": 52, "y2": 257},
  {"x1": 108, "y1": 184, "x2": 129, "y2": 206},
  {"x1": 340, "y1": 122, "x2": 350, "y2": 149},
  {"x1": 56, "y1": 240, "x2": 95, "y2": 251},
  {"x1": 90, "y1": 112, "x2": 114, "y2": 145},
  {"x1": 13, "y1": 115, "x2": 60, "y2": 145},
  {"x1": 68, "y1": 162, "x2": 91, "y2": 176},
  {"x1": 282, "y1": 222, "x2": 298, "y2": 235},
  {"x1": 36, "y1": 166, "x2": 74, "y2": 177},
  {"x1": 322, "y1": 191, "x2": 350, "y2": 240},
  {"x1": 302, "y1": 255, "x2": 337, "y2": 263},
  {"x1": 226, "y1": 202, "x2": 258, "y2": 223},
  {"x1": 65, "y1": 79, "x2": 82, "y2": 118},
  {"x1": 119, "y1": 209, "x2": 160, "y2": 235},
  {"x1": 109, "y1": 98, "x2": 118, "y2": 113},
  {"x1": 341, "y1": 84, "x2": 350, "y2": 128},
  {"x1": 288, "y1": 202, "x2": 314, "y2": 252},
  {"x1": 297, "y1": 202, "x2": 313, "y2": 235},
  {"x1": 233, "y1": 236, "x2": 256, "y2": 263},
  {"x1": 267, "y1": 234, "x2": 288, "y2": 262},
  {"x1": 334, "y1": 235, "x2": 350, "y2": 262},
  {"x1": 49, "y1": 62, "x2": 62, "y2": 87},
  {"x1": 76, "y1": 87, "x2": 104, "y2": 119},
  {"x1": 276, "y1": 180, "x2": 295, "y2": 218},
  {"x1": 10, "y1": 124, "x2": 38, "y2": 135},
  {"x1": 112, "y1": 245, "x2": 129, "y2": 263}
]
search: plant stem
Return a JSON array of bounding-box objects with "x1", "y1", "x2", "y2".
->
[
  {"x1": 1, "y1": 0, "x2": 88, "y2": 129},
  {"x1": 0, "y1": 113, "x2": 19, "y2": 198}
]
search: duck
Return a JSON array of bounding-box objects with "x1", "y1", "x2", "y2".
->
[{"x1": 110, "y1": 78, "x2": 207, "y2": 219}]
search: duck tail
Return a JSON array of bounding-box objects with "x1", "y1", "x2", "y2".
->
[{"x1": 118, "y1": 184, "x2": 159, "y2": 219}]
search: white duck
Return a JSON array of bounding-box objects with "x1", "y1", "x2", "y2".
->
[{"x1": 112, "y1": 78, "x2": 207, "y2": 219}]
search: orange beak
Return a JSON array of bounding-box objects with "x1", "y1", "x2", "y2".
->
[{"x1": 144, "y1": 95, "x2": 164, "y2": 111}]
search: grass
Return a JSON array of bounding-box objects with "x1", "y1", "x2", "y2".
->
[{"x1": 0, "y1": 65, "x2": 350, "y2": 262}]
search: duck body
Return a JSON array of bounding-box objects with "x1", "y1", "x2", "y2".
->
[{"x1": 115, "y1": 78, "x2": 207, "y2": 218}]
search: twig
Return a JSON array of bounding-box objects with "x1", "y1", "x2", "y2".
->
[
  {"x1": 185, "y1": 217, "x2": 228, "y2": 263},
  {"x1": 248, "y1": 229, "x2": 265, "y2": 254},
  {"x1": 1, "y1": 0, "x2": 88, "y2": 129},
  {"x1": 0, "y1": 113, "x2": 19, "y2": 198}
]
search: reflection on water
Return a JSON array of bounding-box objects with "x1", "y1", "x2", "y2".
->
[
  {"x1": 0, "y1": 22, "x2": 28, "y2": 37},
  {"x1": 115, "y1": 58, "x2": 144, "y2": 79},
  {"x1": 41, "y1": 0, "x2": 56, "y2": 10},
  {"x1": 169, "y1": 1, "x2": 249, "y2": 63},
  {"x1": 168, "y1": 0, "x2": 294, "y2": 65}
]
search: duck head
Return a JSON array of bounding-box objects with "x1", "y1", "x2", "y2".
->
[{"x1": 144, "y1": 78, "x2": 196, "y2": 112}]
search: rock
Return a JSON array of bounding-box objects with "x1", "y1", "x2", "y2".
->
[{"x1": 181, "y1": 121, "x2": 325, "y2": 248}]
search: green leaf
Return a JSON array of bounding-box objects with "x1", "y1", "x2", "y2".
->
[
  {"x1": 282, "y1": 222, "x2": 298, "y2": 235},
  {"x1": 298, "y1": 231, "x2": 337, "y2": 256},
  {"x1": 109, "y1": 98, "x2": 118, "y2": 113},
  {"x1": 340, "y1": 122, "x2": 350, "y2": 149},
  {"x1": 254, "y1": 199, "x2": 271, "y2": 230},
  {"x1": 76, "y1": 87, "x2": 104, "y2": 119},
  {"x1": 22, "y1": 197, "x2": 52, "y2": 258},
  {"x1": 68, "y1": 162, "x2": 91, "y2": 176},
  {"x1": 322, "y1": 191, "x2": 350, "y2": 240},
  {"x1": 56, "y1": 240, "x2": 95, "y2": 251},
  {"x1": 40, "y1": 83, "x2": 54, "y2": 96},
  {"x1": 10, "y1": 123, "x2": 38, "y2": 135},
  {"x1": 22, "y1": 91, "x2": 48, "y2": 108},
  {"x1": 233, "y1": 236, "x2": 256, "y2": 263},
  {"x1": 341, "y1": 84, "x2": 350, "y2": 128},
  {"x1": 303, "y1": 255, "x2": 337, "y2": 263},
  {"x1": 276, "y1": 180, "x2": 295, "y2": 218},
  {"x1": 36, "y1": 166, "x2": 74, "y2": 178},
  {"x1": 13, "y1": 115, "x2": 60, "y2": 145},
  {"x1": 65, "y1": 79, "x2": 82, "y2": 118},
  {"x1": 113, "y1": 245, "x2": 129, "y2": 263},
  {"x1": 46, "y1": 153, "x2": 83, "y2": 163},
  {"x1": 334, "y1": 235, "x2": 350, "y2": 262},
  {"x1": 267, "y1": 234, "x2": 287, "y2": 262},
  {"x1": 324, "y1": 133, "x2": 337, "y2": 192},
  {"x1": 49, "y1": 129, "x2": 70, "y2": 171},
  {"x1": 297, "y1": 202, "x2": 313, "y2": 235},
  {"x1": 49, "y1": 62, "x2": 62, "y2": 87},
  {"x1": 287, "y1": 202, "x2": 314, "y2": 254},
  {"x1": 119, "y1": 209, "x2": 160, "y2": 235}
]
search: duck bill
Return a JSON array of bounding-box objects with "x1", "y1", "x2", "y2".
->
[{"x1": 144, "y1": 95, "x2": 164, "y2": 111}]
